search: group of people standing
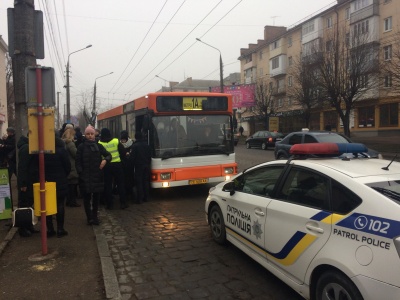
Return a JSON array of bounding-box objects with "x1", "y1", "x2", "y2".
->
[{"x1": 12, "y1": 123, "x2": 151, "y2": 237}]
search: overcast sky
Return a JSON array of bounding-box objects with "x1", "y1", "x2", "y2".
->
[{"x1": 1, "y1": 0, "x2": 336, "y2": 114}]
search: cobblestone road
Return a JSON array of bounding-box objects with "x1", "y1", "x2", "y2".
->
[{"x1": 98, "y1": 184, "x2": 302, "y2": 300}]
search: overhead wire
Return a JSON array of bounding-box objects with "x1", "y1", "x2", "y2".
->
[
  {"x1": 110, "y1": 0, "x2": 170, "y2": 93},
  {"x1": 113, "y1": 0, "x2": 187, "y2": 93},
  {"x1": 126, "y1": 0, "x2": 225, "y2": 95},
  {"x1": 131, "y1": 0, "x2": 242, "y2": 95}
]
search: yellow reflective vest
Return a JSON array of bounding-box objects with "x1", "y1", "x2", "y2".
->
[{"x1": 98, "y1": 138, "x2": 121, "y2": 163}]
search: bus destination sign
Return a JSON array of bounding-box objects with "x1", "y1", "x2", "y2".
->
[{"x1": 183, "y1": 97, "x2": 206, "y2": 110}]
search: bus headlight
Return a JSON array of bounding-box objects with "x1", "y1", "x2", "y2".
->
[
  {"x1": 225, "y1": 175, "x2": 231, "y2": 181},
  {"x1": 160, "y1": 173, "x2": 171, "y2": 180},
  {"x1": 224, "y1": 167, "x2": 234, "y2": 174}
]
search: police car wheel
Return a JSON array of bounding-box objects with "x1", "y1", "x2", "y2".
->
[
  {"x1": 209, "y1": 205, "x2": 226, "y2": 245},
  {"x1": 315, "y1": 270, "x2": 362, "y2": 300}
]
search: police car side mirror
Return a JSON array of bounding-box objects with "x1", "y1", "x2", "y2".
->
[{"x1": 222, "y1": 181, "x2": 235, "y2": 195}]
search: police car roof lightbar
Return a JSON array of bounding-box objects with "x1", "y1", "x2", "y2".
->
[{"x1": 289, "y1": 143, "x2": 368, "y2": 156}]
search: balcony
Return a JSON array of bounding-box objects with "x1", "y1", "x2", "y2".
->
[
  {"x1": 243, "y1": 60, "x2": 257, "y2": 71},
  {"x1": 272, "y1": 85, "x2": 286, "y2": 95},
  {"x1": 350, "y1": 2, "x2": 379, "y2": 24}
]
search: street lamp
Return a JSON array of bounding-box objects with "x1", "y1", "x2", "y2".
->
[
  {"x1": 155, "y1": 75, "x2": 172, "y2": 91},
  {"x1": 65, "y1": 44, "x2": 92, "y2": 122},
  {"x1": 196, "y1": 38, "x2": 224, "y2": 93},
  {"x1": 92, "y1": 71, "x2": 113, "y2": 126}
]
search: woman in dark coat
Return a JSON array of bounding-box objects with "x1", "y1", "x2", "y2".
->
[
  {"x1": 76, "y1": 125, "x2": 111, "y2": 225},
  {"x1": 45, "y1": 137, "x2": 71, "y2": 237}
]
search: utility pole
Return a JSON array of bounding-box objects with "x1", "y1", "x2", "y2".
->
[
  {"x1": 57, "y1": 91, "x2": 61, "y2": 129},
  {"x1": 10, "y1": 0, "x2": 36, "y2": 141}
]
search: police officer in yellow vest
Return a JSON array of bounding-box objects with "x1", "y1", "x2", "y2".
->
[{"x1": 99, "y1": 128, "x2": 128, "y2": 209}]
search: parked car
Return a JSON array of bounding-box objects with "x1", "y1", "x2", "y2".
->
[
  {"x1": 245, "y1": 130, "x2": 284, "y2": 150},
  {"x1": 205, "y1": 142, "x2": 400, "y2": 300},
  {"x1": 274, "y1": 129, "x2": 382, "y2": 159}
]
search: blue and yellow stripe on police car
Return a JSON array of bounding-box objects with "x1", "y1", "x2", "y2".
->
[{"x1": 226, "y1": 210, "x2": 349, "y2": 266}]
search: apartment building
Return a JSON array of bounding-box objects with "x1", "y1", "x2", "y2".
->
[{"x1": 238, "y1": 0, "x2": 400, "y2": 137}]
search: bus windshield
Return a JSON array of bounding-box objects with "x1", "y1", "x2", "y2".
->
[{"x1": 152, "y1": 115, "x2": 234, "y2": 159}]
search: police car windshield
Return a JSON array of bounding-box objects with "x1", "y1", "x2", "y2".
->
[{"x1": 367, "y1": 181, "x2": 400, "y2": 203}]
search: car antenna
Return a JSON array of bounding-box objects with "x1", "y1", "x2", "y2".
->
[{"x1": 382, "y1": 154, "x2": 398, "y2": 171}]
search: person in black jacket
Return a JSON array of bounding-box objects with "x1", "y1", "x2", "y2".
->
[
  {"x1": 1, "y1": 127, "x2": 17, "y2": 179},
  {"x1": 16, "y1": 135, "x2": 38, "y2": 237},
  {"x1": 76, "y1": 126, "x2": 111, "y2": 225},
  {"x1": 45, "y1": 136, "x2": 71, "y2": 237},
  {"x1": 129, "y1": 132, "x2": 151, "y2": 204}
]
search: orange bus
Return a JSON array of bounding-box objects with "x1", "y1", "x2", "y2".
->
[{"x1": 97, "y1": 92, "x2": 238, "y2": 188}]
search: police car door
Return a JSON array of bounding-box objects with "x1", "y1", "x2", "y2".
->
[
  {"x1": 264, "y1": 167, "x2": 331, "y2": 283},
  {"x1": 226, "y1": 165, "x2": 285, "y2": 258}
]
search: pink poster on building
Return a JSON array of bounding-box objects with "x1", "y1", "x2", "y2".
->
[{"x1": 211, "y1": 84, "x2": 255, "y2": 108}]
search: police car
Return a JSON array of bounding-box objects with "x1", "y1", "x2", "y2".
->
[{"x1": 205, "y1": 143, "x2": 400, "y2": 300}]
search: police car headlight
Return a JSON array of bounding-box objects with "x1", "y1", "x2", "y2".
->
[
  {"x1": 224, "y1": 167, "x2": 234, "y2": 174},
  {"x1": 160, "y1": 173, "x2": 171, "y2": 180}
]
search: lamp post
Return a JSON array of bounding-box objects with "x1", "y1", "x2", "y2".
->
[
  {"x1": 196, "y1": 38, "x2": 224, "y2": 93},
  {"x1": 155, "y1": 75, "x2": 172, "y2": 91},
  {"x1": 92, "y1": 71, "x2": 113, "y2": 126},
  {"x1": 65, "y1": 44, "x2": 92, "y2": 122}
]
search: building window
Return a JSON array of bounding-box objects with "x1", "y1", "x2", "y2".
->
[
  {"x1": 278, "y1": 99, "x2": 283, "y2": 107},
  {"x1": 345, "y1": 33, "x2": 350, "y2": 47},
  {"x1": 259, "y1": 68, "x2": 263, "y2": 77},
  {"x1": 384, "y1": 17, "x2": 392, "y2": 32},
  {"x1": 326, "y1": 40, "x2": 333, "y2": 52},
  {"x1": 287, "y1": 97, "x2": 292, "y2": 107},
  {"x1": 269, "y1": 82, "x2": 273, "y2": 91},
  {"x1": 288, "y1": 56, "x2": 293, "y2": 66},
  {"x1": 288, "y1": 76, "x2": 293, "y2": 87},
  {"x1": 354, "y1": 20, "x2": 369, "y2": 35},
  {"x1": 345, "y1": 7, "x2": 350, "y2": 20},
  {"x1": 358, "y1": 106, "x2": 375, "y2": 128},
  {"x1": 354, "y1": 0, "x2": 368, "y2": 11},
  {"x1": 384, "y1": 45, "x2": 392, "y2": 60},
  {"x1": 384, "y1": 74, "x2": 392, "y2": 87},
  {"x1": 272, "y1": 57, "x2": 279, "y2": 69},
  {"x1": 358, "y1": 74, "x2": 368, "y2": 88},
  {"x1": 302, "y1": 20, "x2": 315, "y2": 36},
  {"x1": 259, "y1": 51, "x2": 263, "y2": 60},
  {"x1": 288, "y1": 36, "x2": 292, "y2": 47},
  {"x1": 271, "y1": 40, "x2": 279, "y2": 50},
  {"x1": 380, "y1": 103, "x2": 398, "y2": 127},
  {"x1": 327, "y1": 17, "x2": 333, "y2": 28}
]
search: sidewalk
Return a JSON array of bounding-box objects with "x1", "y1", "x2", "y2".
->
[{"x1": 0, "y1": 178, "x2": 119, "y2": 299}]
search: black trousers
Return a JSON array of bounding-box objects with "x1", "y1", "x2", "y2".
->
[
  {"x1": 134, "y1": 164, "x2": 150, "y2": 203},
  {"x1": 104, "y1": 162, "x2": 126, "y2": 208},
  {"x1": 83, "y1": 192, "x2": 100, "y2": 222}
]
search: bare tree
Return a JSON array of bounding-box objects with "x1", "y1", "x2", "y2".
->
[
  {"x1": 314, "y1": 24, "x2": 379, "y2": 137},
  {"x1": 252, "y1": 79, "x2": 274, "y2": 129},
  {"x1": 288, "y1": 56, "x2": 321, "y2": 128},
  {"x1": 6, "y1": 54, "x2": 15, "y2": 128},
  {"x1": 73, "y1": 91, "x2": 92, "y2": 127}
]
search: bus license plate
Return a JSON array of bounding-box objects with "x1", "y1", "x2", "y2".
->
[{"x1": 189, "y1": 178, "x2": 208, "y2": 185}]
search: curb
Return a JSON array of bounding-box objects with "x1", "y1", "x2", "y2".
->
[
  {"x1": 94, "y1": 209, "x2": 122, "y2": 300},
  {"x1": 0, "y1": 226, "x2": 17, "y2": 257}
]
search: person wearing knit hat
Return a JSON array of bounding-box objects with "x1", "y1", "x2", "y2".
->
[
  {"x1": 76, "y1": 125, "x2": 112, "y2": 225},
  {"x1": 98, "y1": 128, "x2": 128, "y2": 209}
]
